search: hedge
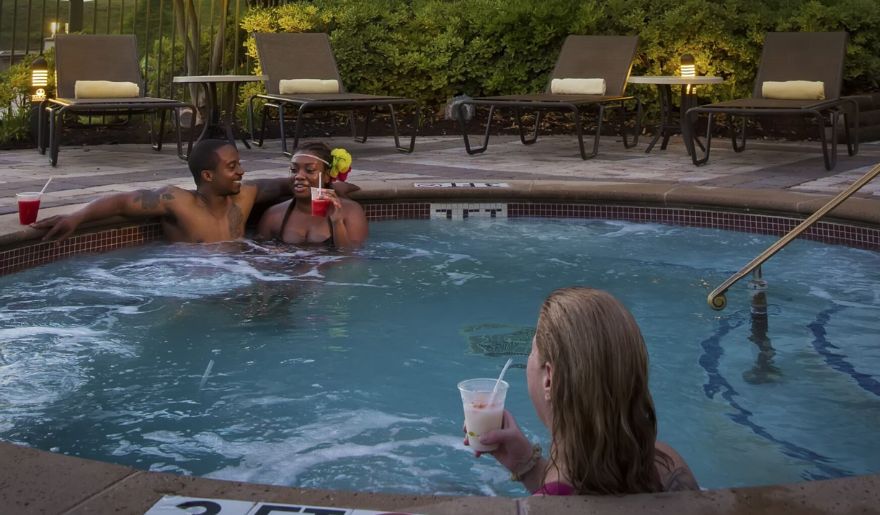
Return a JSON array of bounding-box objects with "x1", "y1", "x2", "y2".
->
[{"x1": 239, "y1": 0, "x2": 880, "y2": 127}]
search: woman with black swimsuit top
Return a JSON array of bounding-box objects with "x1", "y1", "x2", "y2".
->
[{"x1": 256, "y1": 142, "x2": 368, "y2": 248}]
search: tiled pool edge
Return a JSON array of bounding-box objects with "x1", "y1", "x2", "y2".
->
[{"x1": 2, "y1": 181, "x2": 879, "y2": 275}]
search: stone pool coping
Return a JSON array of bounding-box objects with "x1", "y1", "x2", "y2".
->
[
  {"x1": 2, "y1": 180, "x2": 879, "y2": 249},
  {"x1": 1, "y1": 180, "x2": 879, "y2": 514}
]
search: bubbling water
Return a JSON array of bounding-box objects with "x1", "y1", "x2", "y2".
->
[{"x1": 1, "y1": 219, "x2": 879, "y2": 495}]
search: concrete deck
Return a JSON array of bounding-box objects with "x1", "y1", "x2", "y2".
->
[
  {"x1": 1, "y1": 134, "x2": 879, "y2": 514},
  {"x1": 1, "y1": 135, "x2": 879, "y2": 228}
]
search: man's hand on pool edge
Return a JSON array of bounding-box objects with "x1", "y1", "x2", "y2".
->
[{"x1": 32, "y1": 213, "x2": 83, "y2": 241}]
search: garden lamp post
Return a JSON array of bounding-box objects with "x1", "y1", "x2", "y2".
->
[
  {"x1": 30, "y1": 55, "x2": 49, "y2": 103},
  {"x1": 30, "y1": 55, "x2": 50, "y2": 147},
  {"x1": 680, "y1": 54, "x2": 696, "y2": 77},
  {"x1": 680, "y1": 53, "x2": 696, "y2": 94}
]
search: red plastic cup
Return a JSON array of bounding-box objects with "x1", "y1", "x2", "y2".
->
[
  {"x1": 310, "y1": 187, "x2": 331, "y2": 217},
  {"x1": 16, "y1": 192, "x2": 42, "y2": 225}
]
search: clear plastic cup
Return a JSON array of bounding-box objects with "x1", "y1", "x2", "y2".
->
[
  {"x1": 16, "y1": 192, "x2": 42, "y2": 225},
  {"x1": 458, "y1": 378, "x2": 509, "y2": 452},
  {"x1": 310, "y1": 187, "x2": 331, "y2": 217}
]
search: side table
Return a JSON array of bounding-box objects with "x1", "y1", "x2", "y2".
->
[{"x1": 627, "y1": 76, "x2": 724, "y2": 155}]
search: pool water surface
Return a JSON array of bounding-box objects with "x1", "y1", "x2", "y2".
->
[{"x1": 0, "y1": 218, "x2": 878, "y2": 496}]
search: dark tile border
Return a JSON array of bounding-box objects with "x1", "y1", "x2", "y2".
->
[
  {"x1": 0, "y1": 223, "x2": 163, "y2": 276},
  {"x1": 506, "y1": 203, "x2": 880, "y2": 250},
  {"x1": 363, "y1": 202, "x2": 431, "y2": 221},
  {"x1": 2, "y1": 202, "x2": 877, "y2": 276}
]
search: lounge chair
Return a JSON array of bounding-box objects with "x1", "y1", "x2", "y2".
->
[
  {"x1": 684, "y1": 32, "x2": 859, "y2": 170},
  {"x1": 248, "y1": 32, "x2": 418, "y2": 156},
  {"x1": 40, "y1": 34, "x2": 193, "y2": 166},
  {"x1": 456, "y1": 35, "x2": 642, "y2": 160}
]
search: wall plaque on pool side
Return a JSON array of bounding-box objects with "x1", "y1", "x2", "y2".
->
[
  {"x1": 414, "y1": 182, "x2": 510, "y2": 188},
  {"x1": 146, "y1": 495, "x2": 423, "y2": 515},
  {"x1": 430, "y1": 202, "x2": 508, "y2": 219}
]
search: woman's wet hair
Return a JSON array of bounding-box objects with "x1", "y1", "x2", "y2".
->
[
  {"x1": 535, "y1": 287, "x2": 664, "y2": 494},
  {"x1": 188, "y1": 139, "x2": 235, "y2": 185}
]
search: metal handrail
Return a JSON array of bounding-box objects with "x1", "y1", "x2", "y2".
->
[{"x1": 708, "y1": 161, "x2": 880, "y2": 310}]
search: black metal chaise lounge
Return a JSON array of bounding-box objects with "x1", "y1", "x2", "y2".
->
[
  {"x1": 456, "y1": 35, "x2": 642, "y2": 160},
  {"x1": 685, "y1": 32, "x2": 859, "y2": 171},
  {"x1": 41, "y1": 34, "x2": 192, "y2": 166},
  {"x1": 249, "y1": 32, "x2": 418, "y2": 156}
]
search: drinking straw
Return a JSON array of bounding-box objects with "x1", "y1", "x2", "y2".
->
[
  {"x1": 39, "y1": 176, "x2": 53, "y2": 195},
  {"x1": 198, "y1": 359, "x2": 215, "y2": 391},
  {"x1": 488, "y1": 358, "x2": 513, "y2": 406}
]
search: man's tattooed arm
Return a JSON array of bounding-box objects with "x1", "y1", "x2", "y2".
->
[{"x1": 131, "y1": 188, "x2": 175, "y2": 214}]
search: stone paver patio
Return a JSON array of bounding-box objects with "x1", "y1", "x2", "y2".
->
[
  {"x1": 1, "y1": 134, "x2": 879, "y2": 224},
  {"x1": 1, "y1": 133, "x2": 879, "y2": 514}
]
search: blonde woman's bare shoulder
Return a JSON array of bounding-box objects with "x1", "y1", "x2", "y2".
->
[{"x1": 655, "y1": 441, "x2": 700, "y2": 492}]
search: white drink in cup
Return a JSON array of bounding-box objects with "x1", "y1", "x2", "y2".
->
[{"x1": 458, "y1": 378, "x2": 509, "y2": 452}]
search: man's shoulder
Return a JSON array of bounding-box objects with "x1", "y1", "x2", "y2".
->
[
  {"x1": 154, "y1": 184, "x2": 193, "y2": 198},
  {"x1": 151, "y1": 185, "x2": 197, "y2": 206}
]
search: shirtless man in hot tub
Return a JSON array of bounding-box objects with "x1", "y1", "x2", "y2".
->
[{"x1": 33, "y1": 139, "x2": 356, "y2": 243}]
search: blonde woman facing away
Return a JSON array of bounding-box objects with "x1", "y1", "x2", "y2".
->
[{"x1": 467, "y1": 287, "x2": 699, "y2": 495}]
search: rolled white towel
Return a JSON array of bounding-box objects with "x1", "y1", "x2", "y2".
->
[
  {"x1": 279, "y1": 79, "x2": 340, "y2": 94},
  {"x1": 74, "y1": 80, "x2": 140, "y2": 99},
  {"x1": 761, "y1": 80, "x2": 825, "y2": 100},
  {"x1": 550, "y1": 78, "x2": 606, "y2": 95}
]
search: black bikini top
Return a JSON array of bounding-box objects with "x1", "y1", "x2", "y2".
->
[{"x1": 279, "y1": 198, "x2": 334, "y2": 246}]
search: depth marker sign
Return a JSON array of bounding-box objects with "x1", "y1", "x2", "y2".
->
[
  {"x1": 414, "y1": 182, "x2": 510, "y2": 188},
  {"x1": 145, "y1": 495, "x2": 421, "y2": 515}
]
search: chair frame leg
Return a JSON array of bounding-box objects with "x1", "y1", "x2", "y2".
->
[
  {"x1": 353, "y1": 108, "x2": 373, "y2": 144},
  {"x1": 572, "y1": 104, "x2": 603, "y2": 160},
  {"x1": 173, "y1": 108, "x2": 183, "y2": 159},
  {"x1": 684, "y1": 107, "x2": 714, "y2": 166},
  {"x1": 247, "y1": 95, "x2": 264, "y2": 148},
  {"x1": 278, "y1": 103, "x2": 290, "y2": 156},
  {"x1": 259, "y1": 105, "x2": 271, "y2": 148},
  {"x1": 48, "y1": 106, "x2": 61, "y2": 167},
  {"x1": 687, "y1": 102, "x2": 857, "y2": 170},
  {"x1": 817, "y1": 109, "x2": 838, "y2": 171},
  {"x1": 151, "y1": 109, "x2": 167, "y2": 151},
  {"x1": 618, "y1": 97, "x2": 642, "y2": 149},
  {"x1": 840, "y1": 98, "x2": 859, "y2": 157},
  {"x1": 348, "y1": 111, "x2": 358, "y2": 141},
  {"x1": 457, "y1": 100, "x2": 630, "y2": 159},
  {"x1": 255, "y1": 98, "x2": 418, "y2": 157},
  {"x1": 515, "y1": 108, "x2": 541, "y2": 145},
  {"x1": 173, "y1": 106, "x2": 194, "y2": 161},
  {"x1": 37, "y1": 100, "x2": 48, "y2": 155},
  {"x1": 457, "y1": 103, "x2": 494, "y2": 155},
  {"x1": 387, "y1": 103, "x2": 418, "y2": 153},
  {"x1": 290, "y1": 104, "x2": 309, "y2": 155},
  {"x1": 731, "y1": 115, "x2": 747, "y2": 152}
]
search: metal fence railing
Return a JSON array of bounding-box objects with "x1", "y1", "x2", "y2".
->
[{"x1": 1, "y1": 0, "x2": 287, "y2": 98}]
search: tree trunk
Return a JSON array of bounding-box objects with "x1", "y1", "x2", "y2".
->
[
  {"x1": 173, "y1": 0, "x2": 204, "y2": 124},
  {"x1": 210, "y1": 0, "x2": 230, "y2": 75}
]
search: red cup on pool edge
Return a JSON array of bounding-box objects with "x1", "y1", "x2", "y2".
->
[
  {"x1": 16, "y1": 192, "x2": 42, "y2": 225},
  {"x1": 310, "y1": 187, "x2": 331, "y2": 217}
]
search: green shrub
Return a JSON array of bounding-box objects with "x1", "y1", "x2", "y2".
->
[
  {"x1": 235, "y1": 0, "x2": 879, "y2": 128},
  {"x1": 0, "y1": 50, "x2": 55, "y2": 147}
]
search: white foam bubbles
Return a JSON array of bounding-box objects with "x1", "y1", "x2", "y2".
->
[{"x1": 0, "y1": 325, "x2": 134, "y2": 426}]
